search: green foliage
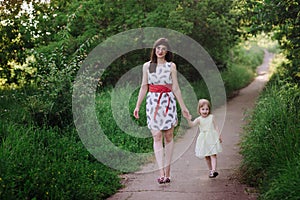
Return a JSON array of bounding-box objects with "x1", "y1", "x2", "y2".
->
[
  {"x1": 25, "y1": 55, "x2": 76, "y2": 128},
  {"x1": 0, "y1": 0, "x2": 246, "y2": 128},
  {"x1": 0, "y1": 1, "x2": 53, "y2": 86},
  {"x1": 95, "y1": 88, "x2": 152, "y2": 153},
  {"x1": 1, "y1": 0, "x2": 274, "y2": 198},
  {"x1": 0, "y1": 37, "x2": 265, "y2": 199},
  {"x1": 260, "y1": 157, "x2": 300, "y2": 200},
  {"x1": 239, "y1": 60, "x2": 300, "y2": 198},
  {"x1": 222, "y1": 40, "x2": 264, "y2": 96},
  {"x1": 187, "y1": 0, "x2": 242, "y2": 66},
  {"x1": 239, "y1": 0, "x2": 300, "y2": 82},
  {"x1": 0, "y1": 123, "x2": 121, "y2": 200},
  {"x1": 16, "y1": 0, "x2": 244, "y2": 128},
  {"x1": 1, "y1": 0, "x2": 243, "y2": 86}
]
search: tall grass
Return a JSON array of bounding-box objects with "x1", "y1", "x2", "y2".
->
[
  {"x1": 239, "y1": 60, "x2": 300, "y2": 199},
  {"x1": 0, "y1": 123, "x2": 121, "y2": 199}
]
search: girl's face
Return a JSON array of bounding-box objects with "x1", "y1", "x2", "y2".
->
[
  {"x1": 199, "y1": 104, "x2": 210, "y2": 118},
  {"x1": 155, "y1": 45, "x2": 168, "y2": 59}
]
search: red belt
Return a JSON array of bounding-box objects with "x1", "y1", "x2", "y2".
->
[{"x1": 149, "y1": 84, "x2": 172, "y2": 120}]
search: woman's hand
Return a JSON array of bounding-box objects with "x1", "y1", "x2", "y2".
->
[
  {"x1": 133, "y1": 107, "x2": 140, "y2": 119},
  {"x1": 181, "y1": 107, "x2": 190, "y2": 119}
]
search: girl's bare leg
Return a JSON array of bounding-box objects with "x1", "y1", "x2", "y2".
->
[
  {"x1": 151, "y1": 130, "x2": 164, "y2": 177},
  {"x1": 211, "y1": 154, "x2": 217, "y2": 171},
  {"x1": 164, "y1": 127, "x2": 174, "y2": 178},
  {"x1": 205, "y1": 156, "x2": 212, "y2": 170}
]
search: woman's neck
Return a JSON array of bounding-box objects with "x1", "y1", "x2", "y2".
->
[{"x1": 157, "y1": 58, "x2": 166, "y2": 64}]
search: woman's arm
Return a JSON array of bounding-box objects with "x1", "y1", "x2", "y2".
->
[
  {"x1": 170, "y1": 62, "x2": 190, "y2": 119},
  {"x1": 133, "y1": 62, "x2": 149, "y2": 119}
]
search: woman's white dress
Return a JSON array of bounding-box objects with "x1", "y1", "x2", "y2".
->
[{"x1": 146, "y1": 62, "x2": 177, "y2": 131}]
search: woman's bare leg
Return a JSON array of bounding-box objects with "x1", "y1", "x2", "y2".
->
[
  {"x1": 151, "y1": 130, "x2": 164, "y2": 177},
  {"x1": 164, "y1": 127, "x2": 174, "y2": 178}
]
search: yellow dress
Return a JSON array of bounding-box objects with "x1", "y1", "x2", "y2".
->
[{"x1": 195, "y1": 114, "x2": 222, "y2": 158}]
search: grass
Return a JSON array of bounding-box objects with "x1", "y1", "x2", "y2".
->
[
  {"x1": 0, "y1": 37, "x2": 266, "y2": 199},
  {"x1": 0, "y1": 123, "x2": 121, "y2": 199},
  {"x1": 239, "y1": 55, "x2": 300, "y2": 199}
]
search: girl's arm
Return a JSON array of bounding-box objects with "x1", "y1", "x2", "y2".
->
[
  {"x1": 212, "y1": 115, "x2": 222, "y2": 143},
  {"x1": 187, "y1": 116, "x2": 200, "y2": 127},
  {"x1": 170, "y1": 62, "x2": 190, "y2": 119},
  {"x1": 133, "y1": 62, "x2": 149, "y2": 119}
]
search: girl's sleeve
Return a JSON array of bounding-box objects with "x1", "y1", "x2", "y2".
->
[{"x1": 188, "y1": 116, "x2": 200, "y2": 127}]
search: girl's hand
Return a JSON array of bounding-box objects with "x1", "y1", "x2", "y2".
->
[
  {"x1": 181, "y1": 107, "x2": 190, "y2": 119},
  {"x1": 219, "y1": 137, "x2": 222, "y2": 143},
  {"x1": 133, "y1": 107, "x2": 139, "y2": 119}
]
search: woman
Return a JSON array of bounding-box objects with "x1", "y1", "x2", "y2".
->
[{"x1": 133, "y1": 38, "x2": 190, "y2": 184}]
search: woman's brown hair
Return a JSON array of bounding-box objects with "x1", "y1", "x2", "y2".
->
[{"x1": 149, "y1": 38, "x2": 173, "y2": 73}]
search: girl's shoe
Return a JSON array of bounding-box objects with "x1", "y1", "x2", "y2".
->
[
  {"x1": 157, "y1": 176, "x2": 165, "y2": 184},
  {"x1": 164, "y1": 177, "x2": 171, "y2": 183},
  {"x1": 209, "y1": 171, "x2": 214, "y2": 178},
  {"x1": 209, "y1": 171, "x2": 219, "y2": 178},
  {"x1": 213, "y1": 171, "x2": 219, "y2": 177}
]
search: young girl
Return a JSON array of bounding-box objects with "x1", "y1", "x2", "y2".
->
[{"x1": 187, "y1": 99, "x2": 222, "y2": 178}]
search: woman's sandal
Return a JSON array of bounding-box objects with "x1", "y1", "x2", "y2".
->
[{"x1": 157, "y1": 176, "x2": 165, "y2": 184}]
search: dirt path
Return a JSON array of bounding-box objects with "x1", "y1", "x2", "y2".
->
[{"x1": 108, "y1": 50, "x2": 274, "y2": 200}]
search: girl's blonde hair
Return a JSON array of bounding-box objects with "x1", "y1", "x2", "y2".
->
[{"x1": 197, "y1": 99, "x2": 211, "y2": 115}]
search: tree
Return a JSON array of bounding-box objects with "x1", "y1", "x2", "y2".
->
[
  {"x1": 0, "y1": 0, "x2": 58, "y2": 86},
  {"x1": 1, "y1": 0, "x2": 244, "y2": 127},
  {"x1": 239, "y1": 0, "x2": 300, "y2": 82}
]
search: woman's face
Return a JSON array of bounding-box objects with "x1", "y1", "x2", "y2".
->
[
  {"x1": 199, "y1": 104, "x2": 210, "y2": 118},
  {"x1": 155, "y1": 45, "x2": 168, "y2": 59}
]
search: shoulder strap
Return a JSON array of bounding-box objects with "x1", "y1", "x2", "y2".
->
[{"x1": 149, "y1": 61, "x2": 156, "y2": 73}]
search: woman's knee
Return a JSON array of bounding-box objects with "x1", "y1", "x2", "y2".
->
[
  {"x1": 152, "y1": 131, "x2": 163, "y2": 142},
  {"x1": 164, "y1": 129, "x2": 174, "y2": 143}
]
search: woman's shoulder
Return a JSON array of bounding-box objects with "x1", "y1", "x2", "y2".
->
[
  {"x1": 168, "y1": 61, "x2": 175, "y2": 66},
  {"x1": 142, "y1": 61, "x2": 151, "y2": 69},
  {"x1": 168, "y1": 62, "x2": 176, "y2": 71},
  {"x1": 143, "y1": 61, "x2": 151, "y2": 66}
]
